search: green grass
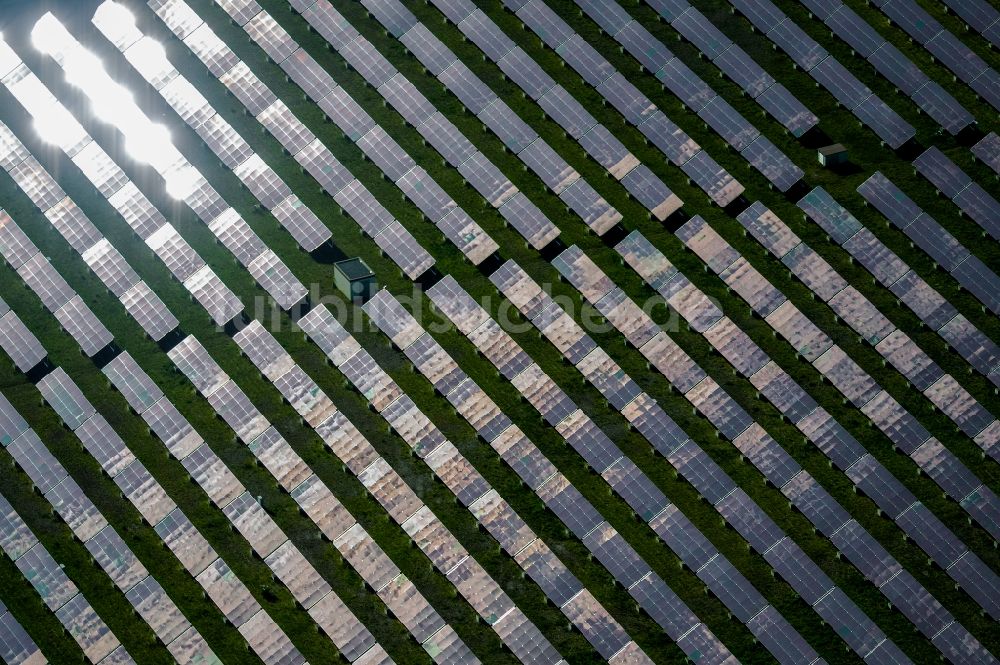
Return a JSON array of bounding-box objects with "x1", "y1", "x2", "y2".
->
[{"x1": 0, "y1": 0, "x2": 997, "y2": 663}]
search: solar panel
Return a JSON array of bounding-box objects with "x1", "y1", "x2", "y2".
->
[
  {"x1": 183, "y1": 266, "x2": 243, "y2": 325},
  {"x1": 457, "y1": 151, "x2": 516, "y2": 206},
  {"x1": 301, "y1": 0, "x2": 360, "y2": 50},
  {"x1": 428, "y1": 442, "x2": 492, "y2": 507},
  {"x1": 779, "y1": 245, "x2": 844, "y2": 301},
  {"x1": 720, "y1": 258, "x2": 785, "y2": 317},
  {"x1": 650, "y1": 61, "x2": 706, "y2": 118},
  {"x1": 183, "y1": 442, "x2": 245, "y2": 508},
  {"x1": 763, "y1": 300, "x2": 831, "y2": 361},
  {"x1": 673, "y1": 8, "x2": 731, "y2": 59},
  {"x1": 378, "y1": 74, "x2": 435, "y2": 127},
  {"x1": 468, "y1": 490, "x2": 534, "y2": 555},
  {"x1": 414, "y1": 113, "x2": 474, "y2": 168},
  {"x1": 459, "y1": 9, "x2": 517, "y2": 60},
  {"x1": 680, "y1": 150, "x2": 743, "y2": 206},
  {"x1": 113, "y1": 459, "x2": 174, "y2": 526},
  {"x1": 103, "y1": 183, "x2": 161, "y2": 241},
  {"x1": 559, "y1": 179, "x2": 621, "y2": 236},
  {"x1": 860, "y1": 392, "x2": 931, "y2": 455},
  {"x1": 224, "y1": 492, "x2": 287, "y2": 559},
  {"x1": 519, "y1": 140, "x2": 579, "y2": 194},
  {"x1": 826, "y1": 6, "x2": 883, "y2": 57},
  {"x1": 438, "y1": 61, "x2": 496, "y2": 114},
  {"x1": 560, "y1": 591, "x2": 630, "y2": 660},
  {"x1": 9, "y1": 157, "x2": 66, "y2": 211},
  {"x1": 496, "y1": 47, "x2": 556, "y2": 100},
  {"x1": 622, "y1": 166, "x2": 683, "y2": 220},
  {"x1": 796, "y1": 406, "x2": 871, "y2": 476},
  {"x1": 275, "y1": 50, "x2": 333, "y2": 101},
  {"x1": 373, "y1": 220, "x2": 435, "y2": 279},
  {"x1": 768, "y1": 18, "x2": 828, "y2": 70},
  {"x1": 357, "y1": 126, "x2": 416, "y2": 182},
  {"x1": 215, "y1": 0, "x2": 263, "y2": 26},
  {"x1": 400, "y1": 24, "x2": 457, "y2": 76},
  {"x1": 0, "y1": 124, "x2": 29, "y2": 171},
  {"x1": 706, "y1": 319, "x2": 768, "y2": 376},
  {"x1": 71, "y1": 142, "x2": 128, "y2": 198},
  {"x1": 556, "y1": 410, "x2": 622, "y2": 473},
  {"x1": 469, "y1": 318, "x2": 533, "y2": 380},
  {"x1": 829, "y1": 287, "x2": 893, "y2": 344},
  {"x1": 146, "y1": 225, "x2": 204, "y2": 282},
  {"x1": 52, "y1": 295, "x2": 112, "y2": 357},
  {"x1": 341, "y1": 38, "x2": 397, "y2": 89},
  {"x1": 578, "y1": 0, "x2": 632, "y2": 35},
  {"x1": 193, "y1": 115, "x2": 252, "y2": 170},
  {"x1": 446, "y1": 378, "x2": 511, "y2": 442},
  {"x1": 511, "y1": 364, "x2": 576, "y2": 425},
  {"x1": 0, "y1": 213, "x2": 39, "y2": 274},
  {"x1": 613, "y1": 21, "x2": 671, "y2": 73},
  {"x1": 728, "y1": 425, "x2": 794, "y2": 491},
  {"x1": 153, "y1": 508, "x2": 216, "y2": 577},
  {"x1": 813, "y1": 347, "x2": 880, "y2": 407},
  {"x1": 194, "y1": 558, "x2": 259, "y2": 629},
  {"x1": 741, "y1": 137, "x2": 803, "y2": 191},
  {"x1": 248, "y1": 250, "x2": 308, "y2": 309},
  {"x1": 233, "y1": 155, "x2": 292, "y2": 209},
  {"x1": 15, "y1": 544, "x2": 77, "y2": 612},
  {"x1": 810, "y1": 57, "x2": 870, "y2": 109},
  {"x1": 245, "y1": 12, "x2": 297, "y2": 63},
  {"x1": 714, "y1": 44, "x2": 773, "y2": 97},
  {"x1": 597, "y1": 73, "x2": 657, "y2": 125},
  {"x1": 492, "y1": 426, "x2": 557, "y2": 490},
  {"x1": 184, "y1": 24, "x2": 239, "y2": 77},
  {"x1": 478, "y1": 101, "x2": 536, "y2": 155},
  {"x1": 86, "y1": 536, "x2": 142, "y2": 602},
  {"x1": 840, "y1": 229, "x2": 906, "y2": 285},
  {"x1": 498, "y1": 192, "x2": 560, "y2": 249},
  {"x1": 359, "y1": 458, "x2": 424, "y2": 522}
]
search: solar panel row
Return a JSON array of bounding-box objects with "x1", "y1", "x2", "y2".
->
[
  {"x1": 0, "y1": 211, "x2": 108, "y2": 353},
  {"x1": 939, "y1": 0, "x2": 1000, "y2": 49},
  {"x1": 482, "y1": 254, "x2": 814, "y2": 662},
  {"x1": 973, "y1": 132, "x2": 1000, "y2": 175},
  {"x1": 154, "y1": 1, "x2": 483, "y2": 270},
  {"x1": 871, "y1": 0, "x2": 1000, "y2": 112},
  {"x1": 418, "y1": 281, "x2": 841, "y2": 664},
  {"x1": 797, "y1": 187, "x2": 1000, "y2": 391},
  {"x1": 364, "y1": 289, "x2": 737, "y2": 664},
  {"x1": 858, "y1": 172, "x2": 1000, "y2": 316},
  {"x1": 363, "y1": 1, "x2": 682, "y2": 226},
  {"x1": 541, "y1": 0, "x2": 804, "y2": 190},
  {"x1": 0, "y1": 296, "x2": 46, "y2": 373},
  {"x1": 0, "y1": 597, "x2": 43, "y2": 665},
  {"x1": 483, "y1": 0, "x2": 757, "y2": 202},
  {"x1": 1, "y1": 2, "x2": 991, "y2": 664},
  {"x1": 729, "y1": 0, "x2": 915, "y2": 148},
  {"x1": 227, "y1": 312, "x2": 575, "y2": 665},
  {"x1": 34, "y1": 366, "x2": 316, "y2": 663},
  {"x1": 798, "y1": 0, "x2": 973, "y2": 134},
  {"x1": 731, "y1": 201, "x2": 1000, "y2": 474},
  {"x1": 19, "y1": 36, "x2": 310, "y2": 319},
  {"x1": 0, "y1": 66, "x2": 241, "y2": 328},
  {"x1": 105, "y1": 345, "x2": 419, "y2": 664},
  {"x1": 913, "y1": 147, "x2": 1000, "y2": 241},
  {"x1": 547, "y1": 247, "x2": 917, "y2": 662},
  {"x1": 255, "y1": 0, "x2": 560, "y2": 253},
  {"x1": 0, "y1": 477, "x2": 128, "y2": 664},
  {"x1": 0, "y1": 384, "x2": 219, "y2": 663},
  {"x1": 673, "y1": 213, "x2": 1000, "y2": 629},
  {"x1": 626, "y1": 0, "x2": 819, "y2": 138}
]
